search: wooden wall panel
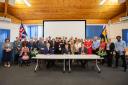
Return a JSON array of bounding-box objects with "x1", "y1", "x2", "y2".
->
[{"x1": 0, "y1": 2, "x2": 4, "y2": 12}]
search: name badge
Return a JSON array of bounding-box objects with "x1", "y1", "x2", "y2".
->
[
  {"x1": 59, "y1": 48, "x2": 61, "y2": 51},
  {"x1": 41, "y1": 48, "x2": 44, "y2": 50}
]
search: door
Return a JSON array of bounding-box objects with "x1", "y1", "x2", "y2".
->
[{"x1": 0, "y1": 29, "x2": 10, "y2": 62}]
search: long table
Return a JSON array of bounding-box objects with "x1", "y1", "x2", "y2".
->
[{"x1": 32, "y1": 54, "x2": 103, "y2": 73}]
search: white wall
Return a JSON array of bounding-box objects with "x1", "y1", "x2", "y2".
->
[
  {"x1": 107, "y1": 22, "x2": 128, "y2": 41},
  {"x1": 0, "y1": 21, "x2": 20, "y2": 42},
  {"x1": 0, "y1": 21, "x2": 127, "y2": 42}
]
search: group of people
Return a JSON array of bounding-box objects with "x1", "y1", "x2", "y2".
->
[{"x1": 2, "y1": 35, "x2": 127, "y2": 71}]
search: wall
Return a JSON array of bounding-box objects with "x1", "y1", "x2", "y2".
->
[
  {"x1": 107, "y1": 21, "x2": 128, "y2": 41},
  {"x1": 0, "y1": 20, "x2": 127, "y2": 42},
  {"x1": 0, "y1": 21, "x2": 20, "y2": 41}
]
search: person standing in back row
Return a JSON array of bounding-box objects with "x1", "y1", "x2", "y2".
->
[
  {"x1": 13, "y1": 37, "x2": 22, "y2": 64},
  {"x1": 92, "y1": 36, "x2": 100, "y2": 54},
  {"x1": 115, "y1": 36, "x2": 127, "y2": 72},
  {"x1": 106, "y1": 39, "x2": 115, "y2": 67}
]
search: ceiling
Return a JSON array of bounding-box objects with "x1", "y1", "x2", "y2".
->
[{"x1": 0, "y1": 0, "x2": 126, "y2": 20}]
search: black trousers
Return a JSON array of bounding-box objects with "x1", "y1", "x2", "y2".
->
[
  {"x1": 93, "y1": 48, "x2": 99, "y2": 55},
  {"x1": 3, "y1": 50, "x2": 12, "y2": 62},
  {"x1": 14, "y1": 53, "x2": 20, "y2": 64},
  {"x1": 115, "y1": 52, "x2": 127, "y2": 70},
  {"x1": 106, "y1": 50, "x2": 114, "y2": 67},
  {"x1": 46, "y1": 60, "x2": 55, "y2": 68},
  {"x1": 75, "y1": 52, "x2": 86, "y2": 67}
]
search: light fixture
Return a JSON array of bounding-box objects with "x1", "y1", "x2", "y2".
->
[
  {"x1": 23, "y1": 0, "x2": 31, "y2": 7},
  {"x1": 99, "y1": 0, "x2": 106, "y2": 5}
]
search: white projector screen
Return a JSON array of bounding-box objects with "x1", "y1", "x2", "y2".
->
[{"x1": 43, "y1": 20, "x2": 86, "y2": 39}]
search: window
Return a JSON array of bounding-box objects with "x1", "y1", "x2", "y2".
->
[{"x1": 25, "y1": 25, "x2": 43, "y2": 39}]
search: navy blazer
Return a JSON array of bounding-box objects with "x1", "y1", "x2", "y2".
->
[{"x1": 44, "y1": 47, "x2": 54, "y2": 54}]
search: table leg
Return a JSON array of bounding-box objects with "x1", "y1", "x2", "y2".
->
[
  {"x1": 34, "y1": 59, "x2": 39, "y2": 72},
  {"x1": 96, "y1": 59, "x2": 101, "y2": 73},
  {"x1": 68, "y1": 59, "x2": 71, "y2": 73},
  {"x1": 63, "y1": 59, "x2": 66, "y2": 73}
]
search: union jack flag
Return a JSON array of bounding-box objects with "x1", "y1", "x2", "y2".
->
[{"x1": 19, "y1": 23, "x2": 27, "y2": 40}]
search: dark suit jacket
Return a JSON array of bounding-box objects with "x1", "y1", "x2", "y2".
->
[
  {"x1": 54, "y1": 41, "x2": 61, "y2": 54},
  {"x1": 44, "y1": 47, "x2": 54, "y2": 54},
  {"x1": 79, "y1": 47, "x2": 87, "y2": 54}
]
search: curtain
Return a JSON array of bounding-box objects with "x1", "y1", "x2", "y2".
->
[
  {"x1": 0, "y1": 29, "x2": 10, "y2": 62},
  {"x1": 86, "y1": 25, "x2": 103, "y2": 39},
  {"x1": 122, "y1": 29, "x2": 128, "y2": 46},
  {"x1": 26, "y1": 25, "x2": 43, "y2": 39}
]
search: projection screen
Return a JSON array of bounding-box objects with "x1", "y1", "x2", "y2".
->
[{"x1": 43, "y1": 20, "x2": 86, "y2": 39}]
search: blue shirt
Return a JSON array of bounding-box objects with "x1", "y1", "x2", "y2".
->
[
  {"x1": 115, "y1": 40, "x2": 126, "y2": 52},
  {"x1": 92, "y1": 40, "x2": 100, "y2": 49}
]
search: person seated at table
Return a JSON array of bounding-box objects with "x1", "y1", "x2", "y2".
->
[
  {"x1": 44, "y1": 42, "x2": 54, "y2": 68},
  {"x1": 20, "y1": 44, "x2": 30, "y2": 66},
  {"x1": 78, "y1": 42, "x2": 87, "y2": 68},
  {"x1": 44, "y1": 42, "x2": 54, "y2": 54}
]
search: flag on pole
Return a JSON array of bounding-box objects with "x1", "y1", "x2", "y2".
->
[
  {"x1": 100, "y1": 25, "x2": 108, "y2": 43},
  {"x1": 19, "y1": 23, "x2": 27, "y2": 40}
]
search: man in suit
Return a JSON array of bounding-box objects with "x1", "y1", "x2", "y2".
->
[
  {"x1": 54, "y1": 37, "x2": 62, "y2": 54},
  {"x1": 44, "y1": 42, "x2": 54, "y2": 68}
]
